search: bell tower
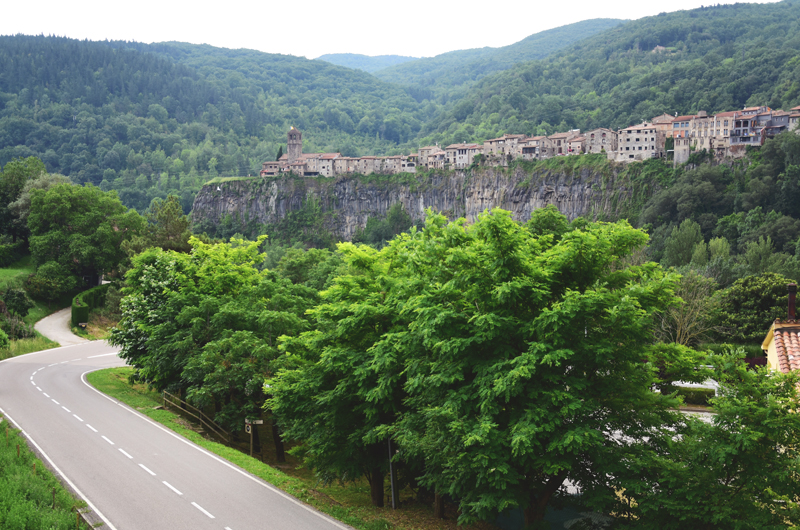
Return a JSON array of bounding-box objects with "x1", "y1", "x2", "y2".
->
[{"x1": 287, "y1": 127, "x2": 303, "y2": 164}]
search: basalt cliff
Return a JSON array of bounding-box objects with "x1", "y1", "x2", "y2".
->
[{"x1": 191, "y1": 162, "x2": 659, "y2": 240}]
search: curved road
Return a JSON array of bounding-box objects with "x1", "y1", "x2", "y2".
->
[{"x1": 0, "y1": 321, "x2": 350, "y2": 530}]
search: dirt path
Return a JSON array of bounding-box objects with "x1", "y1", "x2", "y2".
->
[{"x1": 34, "y1": 307, "x2": 88, "y2": 347}]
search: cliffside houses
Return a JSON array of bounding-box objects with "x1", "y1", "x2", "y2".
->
[{"x1": 262, "y1": 108, "x2": 800, "y2": 178}]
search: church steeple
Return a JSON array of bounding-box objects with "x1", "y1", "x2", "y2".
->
[{"x1": 287, "y1": 127, "x2": 303, "y2": 164}]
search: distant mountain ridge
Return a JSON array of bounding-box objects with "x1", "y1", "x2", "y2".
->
[
  {"x1": 315, "y1": 53, "x2": 419, "y2": 73},
  {"x1": 372, "y1": 18, "x2": 626, "y2": 97}
]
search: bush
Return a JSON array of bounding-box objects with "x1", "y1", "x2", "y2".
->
[
  {"x1": 714, "y1": 272, "x2": 793, "y2": 343},
  {"x1": 0, "y1": 241, "x2": 26, "y2": 267},
  {"x1": 676, "y1": 386, "x2": 716, "y2": 406},
  {"x1": 0, "y1": 329, "x2": 9, "y2": 350},
  {"x1": 0, "y1": 314, "x2": 35, "y2": 340},
  {"x1": 71, "y1": 283, "x2": 110, "y2": 327},
  {"x1": 2, "y1": 288, "x2": 34, "y2": 317}
]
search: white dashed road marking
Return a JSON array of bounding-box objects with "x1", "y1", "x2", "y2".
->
[
  {"x1": 73, "y1": 414, "x2": 83, "y2": 422},
  {"x1": 43, "y1": 393, "x2": 50, "y2": 398},
  {"x1": 138, "y1": 464, "x2": 156, "y2": 476},
  {"x1": 102, "y1": 436, "x2": 115, "y2": 445},
  {"x1": 62, "y1": 406, "x2": 71, "y2": 413},
  {"x1": 162, "y1": 481, "x2": 183, "y2": 495},
  {"x1": 51, "y1": 399, "x2": 60, "y2": 405},
  {"x1": 86, "y1": 424, "x2": 98, "y2": 433},
  {"x1": 87, "y1": 353, "x2": 118, "y2": 358},
  {"x1": 118, "y1": 448, "x2": 133, "y2": 459},
  {"x1": 191, "y1": 502, "x2": 214, "y2": 519}
]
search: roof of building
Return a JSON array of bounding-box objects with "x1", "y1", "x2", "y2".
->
[
  {"x1": 673, "y1": 115, "x2": 695, "y2": 122},
  {"x1": 651, "y1": 113, "x2": 675, "y2": 123},
  {"x1": 319, "y1": 153, "x2": 340, "y2": 160},
  {"x1": 714, "y1": 111, "x2": 738, "y2": 118},
  {"x1": 548, "y1": 132, "x2": 575, "y2": 139},
  {"x1": 621, "y1": 123, "x2": 654, "y2": 131},
  {"x1": 773, "y1": 325, "x2": 800, "y2": 373},
  {"x1": 571, "y1": 136, "x2": 585, "y2": 142}
]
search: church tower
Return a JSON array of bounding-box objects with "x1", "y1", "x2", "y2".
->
[{"x1": 287, "y1": 127, "x2": 303, "y2": 164}]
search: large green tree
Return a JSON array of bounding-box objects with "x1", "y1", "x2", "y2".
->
[
  {"x1": 0, "y1": 157, "x2": 47, "y2": 243},
  {"x1": 27, "y1": 183, "x2": 145, "y2": 282},
  {"x1": 269, "y1": 209, "x2": 688, "y2": 521}
]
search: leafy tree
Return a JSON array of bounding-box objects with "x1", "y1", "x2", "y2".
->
[
  {"x1": 654, "y1": 271, "x2": 719, "y2": 347},
  {"x1": 122, "y1": 195, "x2": 192, "y2": 256},
  {"x1": 0, "y1": 157, "x2": 47, "y2": 242},
  {"x1": 714, "y1": 272, "x2": 793, "y2": 343},
  {"x1": 270, "y1": 209, "x2": 685, "y2": 522},
  {"x1": 2, "y1": 288, "x2": 34, "y2": 317},
  {"x1": 28, "y1": 183, "x2": 145, "y2": 282},
  {"x1": 7, "y1": 172, "x2": 72, "y2": 227},
  {"x1": 25, "y1": 261, "x2": 77, "y2": 306},
  {"x1": 662, "y1": 219, "x2": 703, "y2": 268},
  {"x1": 615, "y1": 348, "x2": 800, "y2": 529}
]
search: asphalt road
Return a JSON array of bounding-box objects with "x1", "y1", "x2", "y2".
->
[{"x1": 0, "y1": 341, "x2": 351, "y2": 530}]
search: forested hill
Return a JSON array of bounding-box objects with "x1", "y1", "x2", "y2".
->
[
  {"x1": 420, "y1": 0, "x2": 800, "y2": 146},
  {"x1": 0, "y1": 36, "x2": 430, "y2": 213},
  {"x1": 315, "y1": 53, "x2": 419, "y2": 73},
  {"x1": 372, "y1": 18, "x2": 626, "y2": 99}
]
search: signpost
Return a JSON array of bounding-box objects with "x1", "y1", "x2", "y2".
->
[{"x1": 244, "y1": 419, "x2": 264, "y2": 458}]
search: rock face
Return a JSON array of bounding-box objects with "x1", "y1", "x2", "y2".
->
[{"x1": 192, "y1": 165, "x2": 650, "y2": 241}]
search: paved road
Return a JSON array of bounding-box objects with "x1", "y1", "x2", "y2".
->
[
  {"x1": 34, "y1": 307, "x2": 88, "y2": 346},
  {"x1": 0, "y1": 342, "x2": 351, "y2": 530}
]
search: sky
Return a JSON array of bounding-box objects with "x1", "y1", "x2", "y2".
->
[{"x1": 0, "y1": 0, "x2": 784, "y2": 60}]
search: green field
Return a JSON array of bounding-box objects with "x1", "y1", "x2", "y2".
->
[
  {"x1": 0, "y1": 255, "x2": 61, "y2": 359},
  {"x1": 0, "y1": 418, "x2": 88, "y2": 529}
]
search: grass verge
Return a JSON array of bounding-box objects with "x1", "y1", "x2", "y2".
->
[
  {"x1": 0, "y1": 334, "x2": 59, "y2": 361},
  {"x1": 71, "y1": 309, "x2": 118, "y2": 341},
  {"x1": 0, "y1": 418, "x2": 89, "y2": 528},
  {"x1": 86, "y1": 367, "x2": 498, "y2": 530}
]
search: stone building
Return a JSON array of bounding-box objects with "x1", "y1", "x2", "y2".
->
[
  {"x1": 615, "y1": 123, "x2": 663, "y2": 162},
  {"x1": 584, "y1": 128, "x2": 617, "y2": 154}
]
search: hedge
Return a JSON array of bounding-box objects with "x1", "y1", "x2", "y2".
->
[
  {"x1": 71, "y1": 284, "x2": 110, "y2": 327},
  {"x1": 676, "y1": 386, "x2": 716, "y2": 407},
  {"x1": 0, "y1": 242, "x2": 26, "y2": 268}
]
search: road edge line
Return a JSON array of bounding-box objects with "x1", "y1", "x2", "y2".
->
[
  {"x1": 0, "y1": 405, "x2": 120, "y2": 530},
  {"x1": 81, "y1": 369, "x2": 353, "y2": 530}
]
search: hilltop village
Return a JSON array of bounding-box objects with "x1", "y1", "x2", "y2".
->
[{"x1": 261, "y1": 105, "x2": 800, "y2": 177}]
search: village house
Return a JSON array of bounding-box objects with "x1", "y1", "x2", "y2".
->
[
  {"x1": 615, "y1": 123, "x2": 663, "y2": 162},
  {"x1": 483, "y1": 134, "x2": 526, "y2": 164},
  {"x1": 567, "y1": 136, "x2": 585, "y2": 155},
  {"x1": 790, "y1": 106, "x2": 800, "y2": 131},
  {"x1": 584, "y1": 128, "x2": 617, "y2": 154},
  {"x1": 651, "y1": 113, "x2": 676, "y2": 138},
  {"x1": 446, "y1": 143, "x2": 483, "y2": 169},
  {"x1": 547, "y1": 131, "x2": 580, "y2": 156},
  {"x1": 518, "y1": 136, "x2": 551, "y2": 160},
  {"x1": 762, "y1": 284, "x2": 800, "y2": 374}
]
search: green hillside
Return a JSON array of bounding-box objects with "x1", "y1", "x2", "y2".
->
[
  {"x1": 373, "y1": 18, "x2": 626, "y2": 99},
  {"x1": 315, "y1": 53, "x2": 419, "y2": 73},
  {"x1": 421, "y1": 0, "x2": 800, "y2": 146},
  {"x1": 0, "y1": 36, "x2": 429, "y2": 212}
]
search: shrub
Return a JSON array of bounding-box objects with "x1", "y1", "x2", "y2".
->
[
  {"x1": 0, "y1": 241, "x2": 26, "y2": 267},
  {"x1": 0, "y1": 329, "x2": 9, "y2": 350}
]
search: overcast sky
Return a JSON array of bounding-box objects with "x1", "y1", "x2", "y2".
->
[{"x1": 1, "y1": 0, "x2": 783, "y2": 60}]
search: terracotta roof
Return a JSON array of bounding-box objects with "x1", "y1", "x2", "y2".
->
[
  {"x1": 714, "y1": 111, "x2": 738, "y2": 118},
  {"x1": 319, "y1": 153, "x2": 340, "y2": 160},
  {"x1": 571, "y1": 136, "x2": 585, "y2": 142},
  {"x1": 743, "y1": 106, "x2": 763, "y2": 111},
  {"x1": 774, "y1": 327, "x2": 800, "y2": 373},
  {"x1": 548, "y1": 132, "x2": 574, "y2": 139},
  {"x1": 792, "y1": 105, "x2": 800, "y2": 111},
  {"x1": 673, "y1": 115, "x2": 695, "y2": 122}
]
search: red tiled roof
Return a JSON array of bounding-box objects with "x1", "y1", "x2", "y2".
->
[
  {"x1": 673, "y1": 115, "x2": 695, "y2": 122},
  {"x1": 714, "y1": 111, "x2": 737, "y2": 118},
  {"x1": 792, "y1": 105, "x2": 800, "y2": 111},
  {"x1": 774, "y1": 327, "x2": 800, "y2": 373}
]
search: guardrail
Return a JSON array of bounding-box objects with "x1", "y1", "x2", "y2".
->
[{"x1": 162, "y1": 391, "x2": 231, "y2": 444}]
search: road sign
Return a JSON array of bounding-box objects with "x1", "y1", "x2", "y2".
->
[
  {"x1": 244, "y1": 419, "x2": 264, "y2": 425},
  {"x1": 245, "y1": 424, "x2": 251, "y2": 434}
]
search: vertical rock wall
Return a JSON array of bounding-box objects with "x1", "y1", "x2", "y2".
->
[{"x1": 191, "y1": 165, "x2": 648, "y2": 241}]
